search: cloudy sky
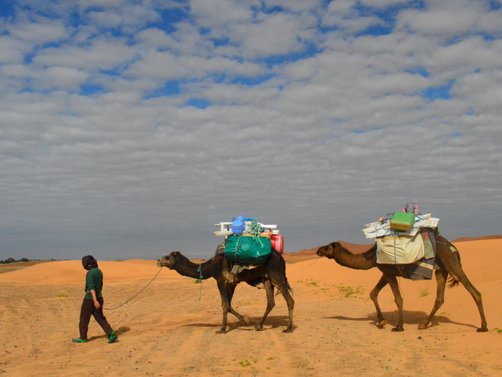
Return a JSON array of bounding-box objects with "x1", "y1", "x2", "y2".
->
[{"x1": 1, "y1": 0, "x2": 501, "y2": 260}]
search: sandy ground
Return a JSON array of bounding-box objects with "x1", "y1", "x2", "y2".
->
[{"x1": 0, "y1": 238, "x2": 501, "y2": 377}]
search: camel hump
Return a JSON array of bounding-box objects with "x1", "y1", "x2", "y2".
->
[{"x1": 338, "y1": 240, "x2": 375, "y2": 254}]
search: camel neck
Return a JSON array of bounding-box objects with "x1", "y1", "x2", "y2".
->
[
  {"x1": 174, "y1": 256, "x2": 218, "y2": 279},
  {"x1": 333, "y1": 244, "x2": 376, "y2": 270}
]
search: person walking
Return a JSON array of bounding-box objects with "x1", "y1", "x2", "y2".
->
[{"x1": 72, "y1": 255, "x2": 117, "y2": 344}]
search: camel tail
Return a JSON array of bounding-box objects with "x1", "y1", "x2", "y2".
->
[
  {"x1": 286, "y1": 277, "x2": 293, "y2": 295},
  {"x1": 447, "y1": 275, "x2": 460, "y2": 288},
  {"x1": 276, "y1": 276, "x2": 293, "y2": 296},
  {"x1": 284, "y1": 275, "x2": 294, "y2": 295},
  {"x1": 445, "y1": 240, "x2": 462, "y2": 288}
]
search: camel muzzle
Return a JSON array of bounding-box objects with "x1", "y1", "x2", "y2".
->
[{"x1": 157, "y1": 259, "x2": 165, "y2": 267}]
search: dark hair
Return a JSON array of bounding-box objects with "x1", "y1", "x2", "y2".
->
[{"x1": 82, "y1": 255, "x2": 98, "y2": 270}]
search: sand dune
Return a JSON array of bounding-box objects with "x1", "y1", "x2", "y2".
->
[
  {"x1": 0, "y1": 238, "x2": 501, "y2": 376},
  {"x1": 0, "y1": 260, "x2": 182, "y2": 285}
]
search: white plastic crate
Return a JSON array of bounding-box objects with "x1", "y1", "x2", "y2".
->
[{"x1": 214, "y1": 221, "x2": 279, "y2": 237}]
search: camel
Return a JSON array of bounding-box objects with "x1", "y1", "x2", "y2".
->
[
  {"x1": 157, "y1": 248, "x2": 294, "y2": 333},
  {"x1": 316, "y1": 234, "x2": 488, "y2": 332}
]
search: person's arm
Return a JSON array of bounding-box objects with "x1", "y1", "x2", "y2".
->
[{"x1": 90, "y1": 289, "x2": 101, "y2": 309}]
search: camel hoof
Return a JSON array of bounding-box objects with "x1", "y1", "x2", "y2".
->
[
  {"x1": 477, "y1": 327, "x2": 488, "y2": 333},
  {"x1": 241, "y1": 315, "x2": 250, "y2": 325},
  {"x1": 283, "y1": 328, "x2": 293, "y2": 333},
  {"x1": 418, "y1": 323, "x2": 428, "y2": 330},
  {"x1": 215, "y1": 329, "x2": 227, "y2": 334},
  {"x1": 391, "y1": 326, "x2": 404, "y2": 332},
  {"x1": 376, "y1": 320, "x2": 386, "y2": 329},
  {"x1": 255, "y1": 324, "x2": 264, "y2": 331}
]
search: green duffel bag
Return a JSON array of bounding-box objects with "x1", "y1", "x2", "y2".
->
[
  {"x1": 390, "y1": 211, "x2": 415, "y2": 232},
  {"x1": 224, "y1": 235, "x2": 272, "y2": 265}
]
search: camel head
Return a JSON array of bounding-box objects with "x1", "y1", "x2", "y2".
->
[
  {"x1": 316, "y1": 242, "x2": 340, "y2": 259},
  {"x1": 157, "y1": 251, "x2": 182, "y2": 269}
]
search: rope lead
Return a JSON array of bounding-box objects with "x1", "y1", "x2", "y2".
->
[{"x1": 103, "y1": 266, "x2": 163, "y2": 310}]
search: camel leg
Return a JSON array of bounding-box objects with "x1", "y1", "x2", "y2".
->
[
  {"x1": 282, "y1": 289, "x2": 295, "y2": 333},
  {"x1": 216, "y1": 281, "x2": 247, "y2": 333},
  {"x1": 419, "y1": 268, "x2": 447, "y2": 330},
  {"x1": 277, "y1": 280, "x2": 295, "y2": 333},
  {"x1": 216, "y1": 281, "x2": 230, "y2": 334},
  {"x1": 267, "y1": 257, "x2": 294, "y2": 333},
  {"x1": 449, "y1": 268, "x2": 488, "y2": 332},
  {"x1": 460, "y1": 276, "x2": 488, "y2": 332},
  {"x1": 256, "y1": 280, "x2": 275, "y2": 331},
  {"x1": 439, "y1": 251, "x2": 488, "y2": 332},
  {"x1": 386, "y1": 274, "x2": 404, "y2": 331},
  {"x1": 370, "y1": 275, "x2": 388, "y2": 329},
  {"x1": 226, "y1": 285, "x2": 248, "y2": 325}
]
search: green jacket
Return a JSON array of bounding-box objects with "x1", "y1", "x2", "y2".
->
[{"x1": 84, "y1": 267, "x2": 104, "y2": 300}]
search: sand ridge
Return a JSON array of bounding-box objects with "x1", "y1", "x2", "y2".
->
[{"x1": 0, "y1": 238, "x2": 501, "y2": 376}]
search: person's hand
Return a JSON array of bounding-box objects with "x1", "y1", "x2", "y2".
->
[{"x1": 93, "y1": 300, "x2": 101, "y2": 310}]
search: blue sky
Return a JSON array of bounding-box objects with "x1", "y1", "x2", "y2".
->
[{"x1": 1, "y1": 0, "x2": 501, "y2": 260}]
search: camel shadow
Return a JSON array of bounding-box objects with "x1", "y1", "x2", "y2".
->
[
  {"x1": 325, "y1": 311, "x2": 478, "y2": 330},
  {"x1": 184, "y1": 315, "x2": 294, "y2": 332},
  {"x1": 88, "y1": 326, "x2": 130, "y2": 341}
]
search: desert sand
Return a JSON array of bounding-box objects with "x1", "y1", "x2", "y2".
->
[{"x1": 0, "y1": 238, "x2": 501, "y2": 377}]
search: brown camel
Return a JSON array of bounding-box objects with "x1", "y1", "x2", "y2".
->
[
  {"x1": 316, "y1": 235, "x2": 488, "y2": 332},
  {"x1": 157, "y1": 248, "x2": 294, "y2": 333}
]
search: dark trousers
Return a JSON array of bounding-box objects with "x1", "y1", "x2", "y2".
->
[{"x1": 79, "y1": 297, "x2": 113, "y2": 340}]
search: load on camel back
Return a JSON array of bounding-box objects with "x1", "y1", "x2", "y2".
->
[
  {"x1": 158, "y1": 215, "x2": 294, "y2": 333},
  {"x1": 317, "y1": 202, "x2": 488, "y2": 332},
  {"x1": 214, "y1": 216, "x2": 285, "y2": 267},
  {"x1": 363, "y1": 202, "x2": 440, "y2": 280}
]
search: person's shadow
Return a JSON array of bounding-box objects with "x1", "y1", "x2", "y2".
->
[{"x1": 88, "y1": 326, "x2": 130, "y2": 341}]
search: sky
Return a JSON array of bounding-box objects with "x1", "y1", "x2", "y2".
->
[{"x1": 1, "y1": 0, "x2": 501, "y2": 260}]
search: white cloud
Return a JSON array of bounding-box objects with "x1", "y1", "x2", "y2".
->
[
  {"x1": 77, "y1": 0, "x2": 125, "y2": 8},
  {"x1": 479, "y1": 10, "x2": 502, "y2": 33},
  {"x1": 282, "y1": 56, "x2": 319, "y2": 81},
  {"x1": 262, "y1": 0, "x2": 323, "y2": 12},
  {"x1": 88, "y1": 10, "x2": 123, "y2": 28},
  {"x1": 426, "y1": 37, "x2": 494, "y2": 74},
  {"x1": 398, "y1": 8, "x2": 478, "y2": 36},
  {"x1": 322, "y1": 9, "x2": 384, "y2": 36},
  {"x1": 360, "y1": 0, "x2": 408, "y2": 7},
  {"x1": 1, "y1": 0, "x2": 501, "y2": 259},
  {"x1": 236, "y1": 12, "x2": 316, "y2": 57},
  {"x1": 135, "y1": 28, "x2": 178, "y2": 50},
  {"x1": 190, "y1": 0, "x2": 254, "y2": 29},
  {"x1": 0, "y1": 36, "x2": 31, "y2": 64},
  {"x1": 6, "y1": 18, "x2": 67, "y2": 44},
  {"x1": 33, "y1": 38, "x2": 136, "y2": 71},
  {"x1": 397, "y1": 1, "x2": 502, "y2": 38},
  {"x1": 41, "y1": 66, "x2": 89, "y2": 89},
  {"x1": 326, "y1": 0, "x2": 356, "y2": 16}
]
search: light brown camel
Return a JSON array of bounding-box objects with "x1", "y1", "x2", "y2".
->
[
  {"x1": 316, "y1": 235, "x2": 488, "y2": 332},
  {"x1": 157, "y1": 248, "x2": 294, "y2": 333}
]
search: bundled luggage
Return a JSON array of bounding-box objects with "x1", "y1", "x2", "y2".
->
[
  {"x1": 362, "y1": 204, "x2": 439, "y2": 267},
  {"x1": 214, "y1": 216, "x2": 284, "y2": 265},
  {"x1": 224, "y1": 234, "x2": 272, "y2": 264}
]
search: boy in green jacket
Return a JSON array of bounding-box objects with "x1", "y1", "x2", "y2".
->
[{"x1": 72, "y1": 255, "x2": 117, "y2": 344}]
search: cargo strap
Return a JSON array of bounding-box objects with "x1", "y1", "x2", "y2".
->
[
  {"x1": 197, "y1": 263, "x2": 204, "y2": 279},
  {"x1": 197, "y1": 263, "x2": 204, "y2": 300}
]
